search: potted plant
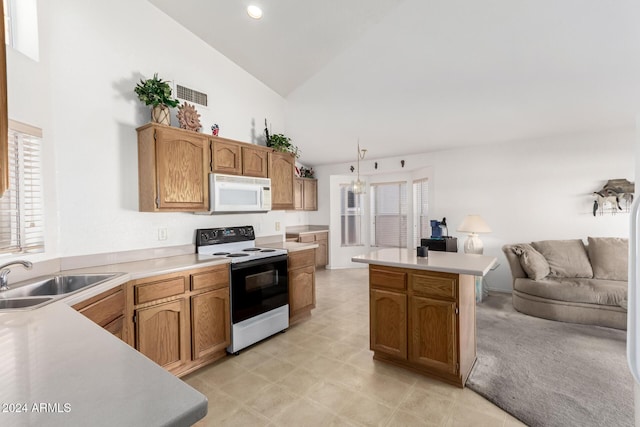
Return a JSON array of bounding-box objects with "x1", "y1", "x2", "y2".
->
[
  {"x1": 268, "y1": 133, "x2": 300, "y2": 158},
  {"x1": 134, "y1": 73, "x2": 180, "y2": 126}
]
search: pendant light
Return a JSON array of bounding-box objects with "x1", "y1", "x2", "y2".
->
[{"x1": 352, "y1": 141, "x2": 367, "y2": 194}]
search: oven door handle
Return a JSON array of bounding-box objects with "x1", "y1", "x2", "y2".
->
[{"x1": 230, "y1": 254, "x2": 289, "y2": 270}]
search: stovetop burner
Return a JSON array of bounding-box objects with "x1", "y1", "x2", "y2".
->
[{"x1": 196, "y1": 226, "x2": 289, "y2": 264}]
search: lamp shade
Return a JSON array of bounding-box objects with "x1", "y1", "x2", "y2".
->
[{"x1": 457, "y1": 215, "x2": 491, "y2": 234}]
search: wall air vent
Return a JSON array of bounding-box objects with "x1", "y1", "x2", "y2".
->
[{"x1": 176, "y1": 84, "x2": 208, "y2": 107}]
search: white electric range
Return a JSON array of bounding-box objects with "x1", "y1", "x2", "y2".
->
[{"x1": 196, "y1": 226, "x2": 289, "y2": 354}]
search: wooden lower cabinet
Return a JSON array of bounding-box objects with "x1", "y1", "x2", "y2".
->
[
  {"x1": 289, "y1": 265, "x2": 315, "y2": 320},
  {"x1": 191, "y1": 288, "x2": 230, "y2": 361},
  {"x1": 370, "y1": 289, "x2": 407, "y2": 359},
  {"x1": 315, "y1": 237, "x2": 328, "y2": 268},
  {"x1": 297, "y1": 231, "x2": 329, "y2": 268},
  {"x1": 369, "y1": 265, "x2": 474, "y2": 388},
  {"x1": 136, "y1": 298, "x2": 189, "y2": 374},
  {"x1": 409, "y1": 296, "x2": 457, "y2": 374},
  {"x1": 73, "y1": 285, "x2": 125, "y2": 340},
  {"x1": 128, "y1": 264, "x2": 231, "y2": 377},
  {"x1": 288, "y1": 249, "x2": 316, "y2": 324}
]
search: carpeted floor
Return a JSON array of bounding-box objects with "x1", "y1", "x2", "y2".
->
[{"x1": 467, "y1": 293, "x2": 633, "y2": 427}]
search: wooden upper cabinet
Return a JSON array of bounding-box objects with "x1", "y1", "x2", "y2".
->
[
  {"x1": 137, "y1": 124, "x2": 209, "y2": 212},
  {"x1": 303, "y1": 179, "x2": 317, "y2": 211},
  {"x1": 211, "y1": 138, "x2": 242, "y2": 175},
  {"x1": 0, "y1": 0, "x2": 8, "y2": 197},
  {"x1": 242, "y1": 146, "x2": 269, "y2": 178},
  {"x1": 293, "y1": 178, "x2": 317, "y2": 211},
  {"x1": 269, "y1": 151, "x2": 295, "y2": 210},
  {"x1": 293, "y1": 179, "x2": 304, "y2": 210}
]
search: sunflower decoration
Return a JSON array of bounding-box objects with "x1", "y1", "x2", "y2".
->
[{"x1": 177, "y1": 102, "x2": 202, "y2": 132}]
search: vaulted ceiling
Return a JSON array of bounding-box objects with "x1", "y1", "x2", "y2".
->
[{"x1": 149, "y1": 0, "x2": 640, "y2": 165}]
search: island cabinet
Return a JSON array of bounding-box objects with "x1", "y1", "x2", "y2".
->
[
  {"x1": 211, "y1": 137, "x2": 270, "y2": 178},
  {"x1": 288, "y1": 249, "x2": 316, "y2": 324},
  {"x1": 137, "y1": 123, "x2": 209, "y2": 212},
  {"x1": 73, "y1": 285, "x2": 125, "y2": 340},
  {"x1": 126, "y1": 263, "x2": 230, "y2": 377},
  {"x1": 368, "y1": 264, "x2": 476, "y2": 387},
  {"x1": 269, "y1": 151, "x2": 295, "y2": 210},
  {"x1": 293, "y1": 178, "x2": 318, "y2": 211}
]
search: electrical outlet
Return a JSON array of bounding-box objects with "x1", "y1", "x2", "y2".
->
[
  {"x1": 158, "y1": 227, "x2": 168, "y2": 241},
  {"x1": 275, "y1": 221, "x2": 281, "y2": 231}
]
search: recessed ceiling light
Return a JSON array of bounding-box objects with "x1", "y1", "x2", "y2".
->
[{"x1": 247, "y1": 5, "x2": 263, "y2": 20}]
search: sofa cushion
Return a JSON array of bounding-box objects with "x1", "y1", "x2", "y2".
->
[
  {"x1": 512, "y1": 244, "x2": 550, "y2": 280},
  {"x1": 531, "y1": 239, "x2": 593, "y2": 278},
  {"x1": 587, "y1": 237, "x2": 628, "y2": 281},
  {"x1": 514, "y1": 277, "x2": 627, "y2": 308}
]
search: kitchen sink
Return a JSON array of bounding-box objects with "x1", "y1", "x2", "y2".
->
[
  {"x1": 0, "y1": 273, "x2": 122, "y2": 300},
  {"x1": 0, "y1": 297, "x2": 54, "y2": 310}
]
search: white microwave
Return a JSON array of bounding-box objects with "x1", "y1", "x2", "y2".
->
[{"x1": 208, "y1": 173, "x2": 271, "y2": 213}]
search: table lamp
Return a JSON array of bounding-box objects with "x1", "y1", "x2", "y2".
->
[{"x1": 457, "y1": 215, "x2": 491, "y2": 254}]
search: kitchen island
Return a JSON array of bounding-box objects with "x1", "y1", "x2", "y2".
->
[{"x1": 352, "y1": 248, "x2": 496, "y2": 387}]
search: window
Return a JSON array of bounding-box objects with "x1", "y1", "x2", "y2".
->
[
  {"x1": 340, "y1": 184, "x2": 363, "y2": 246},
  {"x1": 3, "y1": 0, "x2": 39, "y2": 61},
  {"x1": 413, "y1": 178, "x2": 429, "y2": 247},
  {"x1": 2, "y1": 0, "x2": 11, "y2": 47},
  {"x1": 370, "y1": 182, "x2": 407, "y2": 248},
  {"x1": 0, "y1": 121, "x2": 43, "y2": 254}
]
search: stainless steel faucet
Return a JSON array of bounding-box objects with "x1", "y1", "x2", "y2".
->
[{"x1": 0, "y1": 260, "x2": 33, "y2": 291}]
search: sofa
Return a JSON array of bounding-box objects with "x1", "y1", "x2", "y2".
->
[{"x1": 502, "y1": 237, "x2": 628, "y2": 330}]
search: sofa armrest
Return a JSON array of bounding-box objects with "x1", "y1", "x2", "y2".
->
[{"x1": 502, "y1": 244, "x2": 527, "y2": 284}]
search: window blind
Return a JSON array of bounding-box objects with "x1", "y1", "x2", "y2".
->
[
  {"x1": 371, "y1": 182, "x2": 407, "y2": 248},
  {"x1": 340, "y1": 184, "x2": 363, "y2": 246},
  {"x1": 413, "y1": 178, "x2": 429, "y2": 247},
  {"x1": 0, "y1": 123, "x2": 43, "y2": 254}
]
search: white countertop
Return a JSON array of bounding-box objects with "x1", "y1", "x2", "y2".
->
[
  {"x1": 352, "y1": 248, "x2": 497, "y2": 276},
  {"x1": 58, "y1": 255, "x2": 231, "y2": 306},
  {"x1": 285, "y1": 225, "x2": 329, "y2": 235},
  {"x1": 261, "y1": 241, "x2": 319, "y2": 252},
  {"x1": 0, "y1": 243, "x2": 332, "y2": 426},
  {"x1": 0, "y1": 302, "x2": 206, "y2": 427},
  {"x1": 0, "y1": 254, "x2": 235, "y2": 426}
]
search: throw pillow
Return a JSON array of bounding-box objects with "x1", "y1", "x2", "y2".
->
[
  {"x1": 531, "y1": 239, "x2": 593, "y2": 278},
  {"x1": 587, "y1": 237, "x2": 628, "y2": 281},
  {"x1": 512, "y1": 244, "x2": 550, "y2": 280}
]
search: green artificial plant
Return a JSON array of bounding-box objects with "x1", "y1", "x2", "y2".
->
[
  {"x1": 268, "y1": 133, "x2": 300, "y2": 157},
  {"x1": 134, "y1": 73, "x2": 180, "y2": 108}
]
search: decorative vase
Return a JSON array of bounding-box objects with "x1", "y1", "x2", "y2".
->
[{"x1": 151, "y1": 105, "x2": 170, "y2": 125}]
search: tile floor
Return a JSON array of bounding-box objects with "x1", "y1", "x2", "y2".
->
[{"x1": 184, "y1": 268, "x2": 526, "y2": 427}]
